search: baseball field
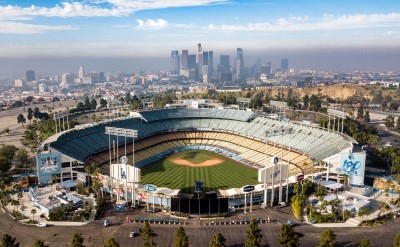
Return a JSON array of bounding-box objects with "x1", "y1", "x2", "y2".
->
[{"x1": 140, "y1": 150, "x2": 258, "y2": 194}]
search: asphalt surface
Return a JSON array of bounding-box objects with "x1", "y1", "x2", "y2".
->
[{"x1": 2, "y1": 205, "x2": 400, "y2": 247}]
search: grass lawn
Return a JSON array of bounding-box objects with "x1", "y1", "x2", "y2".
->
[{"x1": 140, "y1": 150, "x2": 258, "y2": 194}]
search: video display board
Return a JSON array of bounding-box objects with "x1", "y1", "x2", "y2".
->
[
  {"x1": 339, "y1": 152, "x2": 366, "y2": 186},
  {"x1": 37, "y1": 152, "x2": 61, "y2": 183}
]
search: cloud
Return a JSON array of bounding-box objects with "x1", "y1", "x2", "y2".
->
[
  {"x1": 0, "y1": 21, "x2": 76, "y2": 33},
  {"x1": 136, "y1": 18, "x2": 192, "y2": 29},
  {"x1": 0, "y1": 1, "x2": 230, "y2": 20},
  {"x1": 137, "y1": 19, "x2": 169, "y2": 29},
  {"x1": 208, "y1": 13, "x2": 400, "y2": 32}
]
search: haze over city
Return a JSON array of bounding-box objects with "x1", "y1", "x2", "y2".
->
[{"x1": 1, "y1": 0, "x2": 400, "y2": 78}]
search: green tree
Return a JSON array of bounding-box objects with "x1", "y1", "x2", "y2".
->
[
  {"x1": 359, "y1": 238, "x2": 371, "y2": 247},
  {"x1": 17, "y1": 192, "x2": 23, "y2": 210},
  {"x1": 364, "y1": 111, "x2": 370, "y2": 123},
  {"x1": 245, "y1": 219, "x2": 262, "y2": 247},
  {"x1": 31, "y1": 208, "x2": 37, "y2": 221},
  {"x1": 396, "y1": 117, "x2": 400, "y2": 132},
  {"x1": 141, "y1": 221, "x2": 156, "y2": 247},
  {"x1": 0, "y1": 145, "x2": 17, "y2": 161},
  {"x1": 384, "y1": 115, "x2": 395, "y2": 130},
  {"x1": 209, "y1": 232, "x2": 226, "y2": 247},
  {"x1": 394, "y1": 232, "x2": 400, "y2": 247},
  {"x1": 84, "y1": 97, "x2": 91, "y2": 108},
  {"x1": 90, "y1": 99, "x2": 97, "y2": 110},
  {"x1": 33, "y1": 107, "x2": 41, "y2": 119},
  {"x1": 102, "y1": 238, "x2": 120, "y2": 247},
  {"x1": 1, "y1": 233, "x2": 19, "y2": 247},
  {"x1": 15, "y1": 148, "x2": 29, "y2": 166},
  {"x1": 100, "y1": 98, "x2": 108, "y2": 108},
  {"x1": 70, "y1": 232, "x2": 84, "y2": 247},
  {"x1": 278, "y1": 224, "x2": 299, "y2": 247},
  {"x1": 27, "y1": 112, "x2": 33, "y2": 124},
  {"x1": 17, "y1": 114, "x2": 26, "y2": 126},
  {"x1": 33, "y1": 239, "x2": 49, "y2": 247},
  {"x1": 0, "y1": 156, "x2": 12, "y2": 175},
  {"x1": 11, "y1": 199, "x2": 20, "y2": 212},
  {"x1": 357, "y1": 207, "x2": 371, "y2": 222},
  {"x1": 303, "y1": 95, "x2": 309, "y2": 110},
  {"x1": 318, "y1": 229, "x2": 336, "y2": 247},
  {"x1": 174, "y1": 226, "x2": 189, "y2": 247}
]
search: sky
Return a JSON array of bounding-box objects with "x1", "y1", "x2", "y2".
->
[{"x1": 1, "y1": 0, "x2": 400, "y2": 78}]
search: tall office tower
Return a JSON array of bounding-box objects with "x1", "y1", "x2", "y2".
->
[
  {"x1": 26, "y1": 70, "x2": 35, "y2": 82},
  {"x1": 260, "y1": 62, "x2": 272, "y2": 78},
  {"x1": 236, "y1": 48, "x2": 244, "y2": 78},
  {"x1": 181, "y1": 50, "x2": 188, "y2": 69},
  {"x1": 203, "y1": 51, "x2": 209, "y2": 66},
  {"x1": 79, "y1": 65, "x2": 85, "y2": 79},
  {"x1": 208, "y1": 51, "x2": 214, "y2": 75},
  {"x1": 188, "y1": 55, "x2": 196, "y2": 69},
  {"x1": 281, "y1": 59, "x2": 289, "y2": 72},
  {"x1": 196, "y1": 43, "x2": 203, "y2": 80},
  {"x1": 171, "y1": 50, "x2": 180, "y2": 75},
  {"x1": 256, "y1": 58, "x2": 261, "y2": 73},
  {"x1": 219, "y1": 55, "x2": 230, "y2": 72}
]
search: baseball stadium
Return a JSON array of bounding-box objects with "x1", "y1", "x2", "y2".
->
[{"x1": 41, "y1": 107, "x2": 354, "y2": 213}]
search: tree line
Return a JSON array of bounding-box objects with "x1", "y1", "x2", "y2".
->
[{"x1": 3, "y1": 224, "x2": 400, "y2": 247}]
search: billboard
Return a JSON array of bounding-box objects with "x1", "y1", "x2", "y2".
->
[
  {"x1": 339, "y1": 152, "x2": 366, "y2": 186},
  {"x1": 37, "y1": 152, "x2": 61, "y2": 183},
  {"x1": 258, "y1": 164, "x2": 289, "y2": 183},
  {"x1": 110, "y1": 163, "x2": 141, "y2": 183}
]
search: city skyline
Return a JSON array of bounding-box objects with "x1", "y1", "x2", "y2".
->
[{"x1": 1, "y1": 0, "x2": 400, "y2": 77}]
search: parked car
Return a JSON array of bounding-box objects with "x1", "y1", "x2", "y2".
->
[{"x1": 36, "y1": 222, "x2": 47, "y2": 227}]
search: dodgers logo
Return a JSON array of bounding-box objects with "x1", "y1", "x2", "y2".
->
[{"x1": 342, "y1": 155, "x2": 361, "y2": 176}]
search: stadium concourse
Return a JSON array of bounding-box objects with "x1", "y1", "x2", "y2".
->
[{"x1": 43, "y1": 108, "x2": 353, "y2": 206}]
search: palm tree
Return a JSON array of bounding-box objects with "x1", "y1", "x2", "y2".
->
[
  {"x1": 342, "y1": 174, "x2": 349, "y2": 190},
  {"x1": 17, "y1": 192, "x2": 23, "y2": 210},
  {"x1": 11, "y1": 199, "x2": 19, "y2": 212},
  {"x1": 31, "y1": 208, "x2": 37, "y2": 220},
  {"x1": 51, "y1": 174, "x2": 58, "y2": 190}
]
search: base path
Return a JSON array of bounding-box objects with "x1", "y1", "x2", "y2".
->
[{"x1": 170, "y1": 157, "x2": 224, "y2": 167}]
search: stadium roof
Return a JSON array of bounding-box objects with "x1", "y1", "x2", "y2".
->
[{"x1": 139, "y1": 108, "x2": 256, "y2": 122}]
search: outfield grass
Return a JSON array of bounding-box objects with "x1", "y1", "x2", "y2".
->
[{"x1": 140, "y1": 150, "x2": 258, "y2": 194}]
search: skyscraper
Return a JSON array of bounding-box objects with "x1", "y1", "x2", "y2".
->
[
  {"x1": 219, "y1": 55, "x2": 230, "y2": 72},
  {"x1": 171, "y1": 50, "x2": 180, "y2": 75},
  {"x1": 281, "y1": 59, "x2": 289, "y2": 72},
  {"x1": 208, "y1": 51, "x2": 214, "y2": 76},
  {"x1": 79, "y1": 65, "x2": 85, "y2": 79},
  {"x1": 181, "y1": 50, "x2": 188, "y2": 69},
  {"x1": 236, "y1": 48, "x2": 244, "y2": 79},
  {"x1": 188, "y1": 55, "x2": 196, "y2": 69},
  {"x1": 196, "y1": 43, "x2": 203, "y2": 80},
  {"x1": 26, "y1": 70, "x2": 35, "y2": 82}
]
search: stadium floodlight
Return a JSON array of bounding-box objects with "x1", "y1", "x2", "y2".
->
[
  {"x1": 264, "y1": 127, "x2": 293, "y2": 207},
  {"x1": 327, "y1": 109, "x2": 346, "y2": 133},
  {"x1": 54, "y1": 110, "x2": 70, "y2": 134},
  {"x1": 105, "y1": 127, "x2": 138, "y2": 207}
]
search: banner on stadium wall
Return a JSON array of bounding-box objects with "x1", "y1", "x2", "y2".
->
[
  {"x1": 339, "y1": 152, "x2": 366, "y2": 186},
  {"x1": 258, "y1": 164, "x2": 289, "y2": 183},
  {"x1": 37, "y1": 152, "x2": 61, "y2": 183},
  {"x1": 110, "y1": 163, "x2": 141, "y2": 183}
]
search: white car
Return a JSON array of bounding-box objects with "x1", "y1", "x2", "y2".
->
[
  {"x1": 36, "y1": 222, "x2": 47, "y2": 227},
  {"x1": 129, "y1": 232, "x2": 135, "y2": 238}
]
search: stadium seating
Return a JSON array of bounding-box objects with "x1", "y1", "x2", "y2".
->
[{"x1": 50, "y1": 108, "x2": 352, "y2": 177}]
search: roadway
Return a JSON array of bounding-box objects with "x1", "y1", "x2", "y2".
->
[{"x1": 1, "y1": 207, "x2": 400, "y2": 247}]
